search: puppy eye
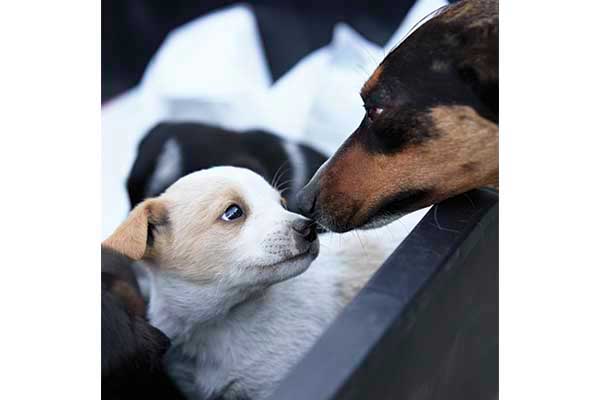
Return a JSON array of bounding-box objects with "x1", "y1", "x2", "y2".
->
[
  {"x1": 221, "y1": 204, "x2": 244, "y2": 221},
  {"x1": 365, "y1": 105, "x2": 383, "y2": 122}
]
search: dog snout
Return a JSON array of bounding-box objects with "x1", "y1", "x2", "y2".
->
[
  {"x1": 291, "y1": 219, "x2": 317, "y2": 243},
  {"x1": 297, "y1": 181, "x2": 320, "y2": 219}
]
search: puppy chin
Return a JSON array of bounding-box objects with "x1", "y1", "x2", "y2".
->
[{"x1": 262, "y1": 241, "x2": 320, "y2": 286}]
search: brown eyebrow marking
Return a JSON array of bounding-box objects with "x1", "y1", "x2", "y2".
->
[{"x1": 361, "y1": 65, "x2": 383, "y2": 99}]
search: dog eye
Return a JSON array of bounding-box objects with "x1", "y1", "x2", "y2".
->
[
  {"x1": 221, "y1": 204, "x2": 244, "y2": 221},
  {"x1": 365, "y1": 105, "x2": 383, "y2": 123}
]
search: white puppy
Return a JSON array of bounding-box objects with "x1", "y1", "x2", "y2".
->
[{"x1": 103, "y1": 167, "x2": 411, "y2": 400}]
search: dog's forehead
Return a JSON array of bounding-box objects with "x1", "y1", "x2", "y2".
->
[
  {"x1": 361, "y1": 0, "x2": 497, "y2": 115},
  {"x1": 382, "y1": 0, "x2": 497, "y2": 66},
  {"x1": 361, "y1": 6, "x2": 449, "y2": 103},
  {"x1": 164, "y1": 167, "x2": 278, "y2": 204},
  {"x1": 222, "y1": 167, "x2": 279, "y2": 202}
]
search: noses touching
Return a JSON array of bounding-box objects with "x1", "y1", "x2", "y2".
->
[
  {"x1": 296, "y1": 180, "x2": 320, "y2": 220},
  {"x1": 291, "y1": 218, "x2": 317, "y2": 245}
]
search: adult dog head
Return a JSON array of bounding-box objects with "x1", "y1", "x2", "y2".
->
[{"x1": 298, "y1": 0, "x2": 498, "y2": 232}]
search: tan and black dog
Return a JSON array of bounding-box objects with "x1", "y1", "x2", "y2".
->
[{"x1": 298, "y1": 0, "x2": 498, "y2": 232}]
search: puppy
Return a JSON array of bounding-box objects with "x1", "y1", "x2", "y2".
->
[
  {"x1": 103, "y1": 167, "x2": 402, "y2": 400},
  {"x1": 297, "y1": 0, "x2": 498, "y2": 232},
  {"x1": 127, "y1": 122, "x2": 327, "y2": 213},
  {"x1": 101, "y1": 246, "x2": 184, "y2": 399}
]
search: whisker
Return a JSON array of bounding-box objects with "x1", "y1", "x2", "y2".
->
[
  {"x1": 273, "y1": 169, "x2": 289, "y2": 190},
  {"x1": 463, "y1": 192, "x2": 476, "y2": 208},
  {"x1": 271, "y1": 161, "x2": 290, "y2": 188},
  {"x1": 353, "y1": 230, "x2": 367, "y2": 256},
  {"x1": 382, "y1": 218, "x2": 396, "y2": 239},
  {"x1": 276, "y1": 178, "x2": 295, "y2": 192},
  {"x1": 398, "y1": 218, "x2": 410, "y2": 236},
  {"x1": 357, "y1": 43, "x2": 381, "y2": 71},
  {"x1": 352, "y1": 62, "x2": 371, "y2": 81},
  {"x1": 385, "y1": 4, "x2": 449, "y2": 56}
]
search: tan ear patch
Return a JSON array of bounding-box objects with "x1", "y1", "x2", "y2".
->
[
  {"x1": 102, "y1": 199, "x2": 168, "y2": 260},
  {"x1": 110, "y1": 280, "x2": 146, "y2": 317}
]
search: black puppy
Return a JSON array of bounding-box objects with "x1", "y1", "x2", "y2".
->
[
  {"x1": 101, "y1": 246, "x2": 184, "y2": 399},
  {"x1": 127, "y1": 122, "x2": 327, "y2": 213}
]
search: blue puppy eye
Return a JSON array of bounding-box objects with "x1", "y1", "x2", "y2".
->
[{"x1": 221, "y1": 204, "x2": 244, "y2": 221}]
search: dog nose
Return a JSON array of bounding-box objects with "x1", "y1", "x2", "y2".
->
[
  {"x1": 296, "y1": 182, "x2": 319, "y2": 218},
  {"x1": 291, "y1": 219, "x2": 317, "y2": 243}
]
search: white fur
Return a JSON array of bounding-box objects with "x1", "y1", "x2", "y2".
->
[
  {"x1": 147, "y1": 137, "x2": 183, "y2": 195},
  {"x1": 144, "y1": 167, "x2": 409, "y2": 400},
  {"x1": 282, "y1": 141, "x2": 306, "y2": 196}
]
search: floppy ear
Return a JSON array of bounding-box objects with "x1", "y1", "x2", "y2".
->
[{"x1": 102, "y1": 199, "x2": 168, "y2": 260}]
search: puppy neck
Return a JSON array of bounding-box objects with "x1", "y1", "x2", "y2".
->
[{"x1": 146, "y1": 266, "x2": 266, "y2": 340}]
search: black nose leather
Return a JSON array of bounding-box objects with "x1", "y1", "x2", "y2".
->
[
  {"x1": 296, "y1": 182, "x2": 319, "y2": 218},
  {"x1": 292, "y1": 219, "x2": 317, "y2": 243}
]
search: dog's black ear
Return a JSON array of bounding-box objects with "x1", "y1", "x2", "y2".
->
[
  {"x1": 103, "y1": 199, "x2": 168, "y2": 260},
  {"x1": 453, "y1": 1, "x2": 498, "y2": 107},
  {"x1": 459, "y1": 23, "x2": 498, "y2": 78}
]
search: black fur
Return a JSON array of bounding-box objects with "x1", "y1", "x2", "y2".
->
[
  {"x1": 360, "y1": 0, "x2": 498, "y2": 154},
  {"x1": 369, "y1": 189, "x2": 430, "y2": 223},
  {"x1": 127, "y1": 122, "x2": 327, "y2": 212},
  {"x1": 101, "y1": 247, "x2": 185, "y2": 399}
]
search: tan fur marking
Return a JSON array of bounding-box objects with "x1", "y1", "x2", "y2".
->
[
  {"x1": 320, "y1": 105, "x2": 498, "y2": 226},
  {"x1": 110, "y1": 280, "x2": 146, "y2": 317},
  {"x1": 102, "y1": 199, "x2": 168, "y2": 260},
  {"x1": 361, "y1": 65, "x2": 383, "y2": 98},
  {"x1": 149, "y1": 183, "x2": 247, "y2": 283},
  {"x1": 103, "y1": 174, "x2": 258, "y2": 284},
  {"x1": 441, "y1": 0, "x2": 474, "y2": 21}
]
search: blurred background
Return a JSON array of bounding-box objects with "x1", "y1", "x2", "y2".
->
[{"x1": 102, "y1": 0, "x2": 451, "y2": 237}]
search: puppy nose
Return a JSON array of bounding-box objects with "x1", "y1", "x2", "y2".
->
[
  {"x1": 296, "y1": 182, "x2": 319, "y2": 218},
  {"x1": 292, "y1": 219, "x2": 317, "y2": 243}
]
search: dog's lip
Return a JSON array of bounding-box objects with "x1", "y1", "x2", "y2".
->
[
  {"x1": 262, "y1": 243, "x2": 319, "y2": 269},
  {"x1": 315, "y1": 190, "x2": 428, "y2": 232},
  {"x1": 353, "y1": 192, "x2": 427, "y2": 231}
]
